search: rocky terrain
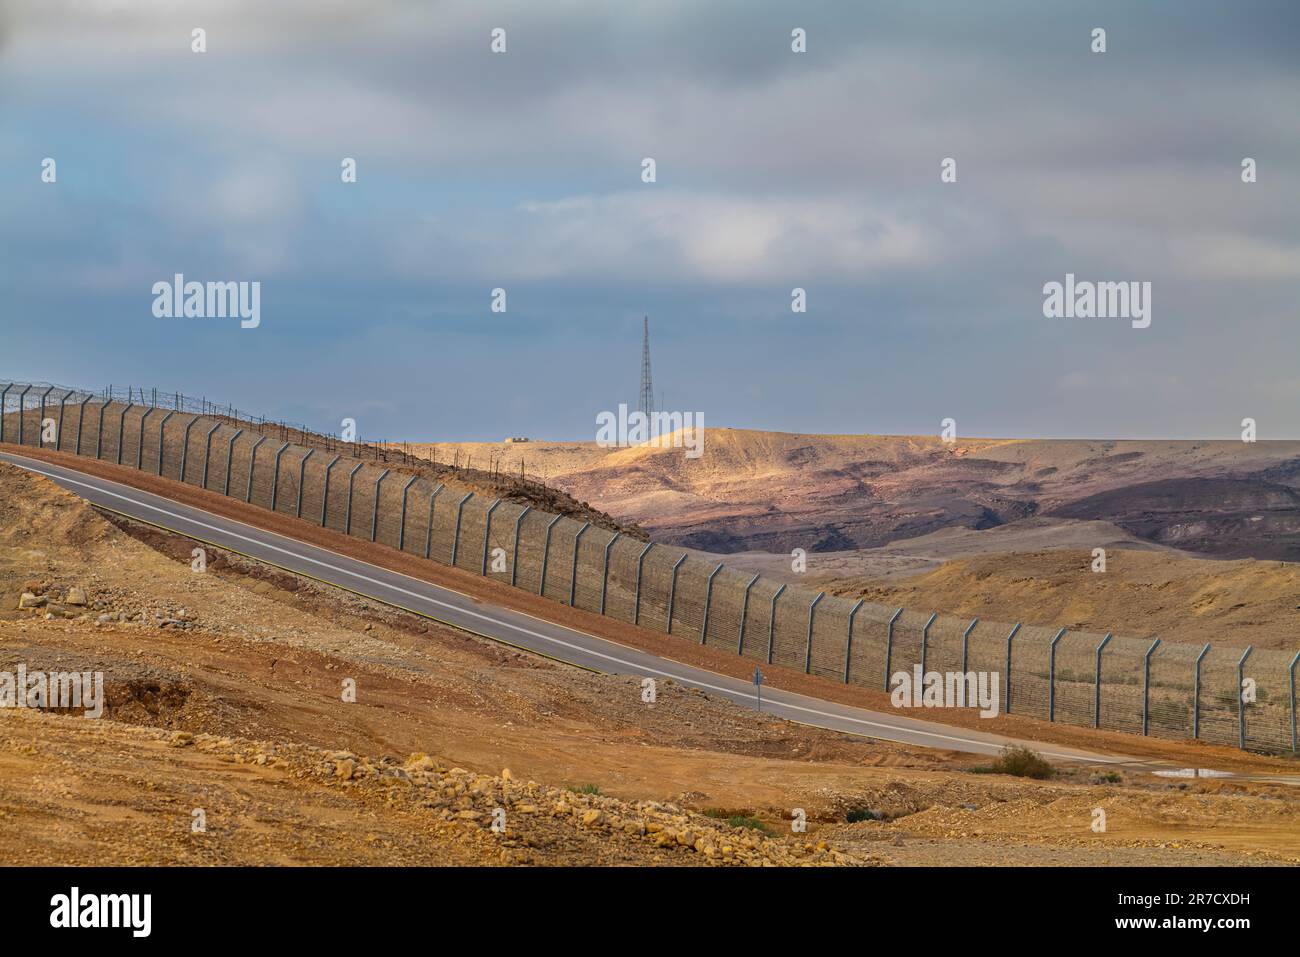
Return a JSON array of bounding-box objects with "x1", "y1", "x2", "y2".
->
[
  {"x1": 818, "y1": 548, "x2": 1300, "y2": 651},
  {"x1": 408, "y1": 431, "x2": 1300, "y2": 560},
  {"x1": 1, "y1": 459, "x2": 1298, "y2": 867},
  {"x1": 409, "y1": 430, "x2": 1300, "y2": 650}
]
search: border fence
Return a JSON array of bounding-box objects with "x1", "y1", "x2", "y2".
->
[{"x1": 3, "y1": 380, "x2": 1297, "y2": 754}]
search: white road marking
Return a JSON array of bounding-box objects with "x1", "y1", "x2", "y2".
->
[{"x1": 2, "y1": 452, "x2": 1130, "y2": 763}]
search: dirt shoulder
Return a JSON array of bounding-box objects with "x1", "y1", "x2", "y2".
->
[
  {"x1": 2, "y1": 443, "x2": 1291, "y2": 777},
  {"x1": 2, "y1": 457, "x2": 1297, "y2": 866}
]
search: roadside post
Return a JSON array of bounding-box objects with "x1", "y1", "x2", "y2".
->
[{"x1": 754, "y1": 667, "x2": 763, "y2": 712}]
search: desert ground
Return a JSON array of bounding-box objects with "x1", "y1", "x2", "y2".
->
[
  {"x1": 2, "y1": 459, "x2": 1298, "y2": 866},
  {"x1": 407, "y1": 430, "x2": 1300, "y2": 649}
]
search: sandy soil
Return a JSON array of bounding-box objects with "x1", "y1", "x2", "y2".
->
[
  {"x1": 408, "y1": 429, "x2": 1300, "y2": 652},
  {"x1": 1, "y1": 458, "x2": 1297, "y2": 866},
  {"x1": 820, "y1": 548, "x2": 1300, "y2": 651},
  {"x1": 404, "y1": 430, "x2": 1300, "y2": 560}
]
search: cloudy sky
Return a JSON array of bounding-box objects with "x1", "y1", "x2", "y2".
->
[{"x1": 2, "y1": 0, "x2": 1297, "y2": 441}]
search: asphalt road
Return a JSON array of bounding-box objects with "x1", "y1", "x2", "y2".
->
[{"x1": 1, "y1": 449, "x2": 1157, "y2": 767}]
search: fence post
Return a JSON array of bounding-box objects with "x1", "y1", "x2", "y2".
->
[
  {"x1": 136, "y1": 406, "x2": 153, "y2": 469},
  {"x1": 319, "y1": 455, "x2": 340, "y2": 525},
  {"x1": 1237, "y1": 645, "x2": 1253, "y2": 749},
  {"x1": 201, "y1": 422, "x2": 221, "y2": 488},
  {"x1": 738, "y1": 574, "x2": 760, "y2": 656},
  {"x1": 1047, "y1": 628, "x2": 1068, "y2": 721},
  {"x1": 1289, "y1": 650, "x2": 1300, "y2": 753},
  {"x1": 1142, "y1": 638, "x2": 1162, "y2": 736},
  {"x1": 397, "y1": 475, "x2": 418, "y2": 549},
  {"x1": 157, "y1": 411, "x2": 175, "y2": 474},
  {"x1": 599, "y1": 532, "x2": 621, "y2": 614},
  {"x1": 1003, "y1": 622, "x2": 1021, "y2": 714},
  {"x1": 845, "y1": 599, "x2": 864, "y2": 683},
  {"x1": 0, "y1": 384, "x2": 10, "y2": 443},
  {"x1": 270, "y1": 441, "x2": 291, "y2": 512},
  {"x1": 344, "y1": 462, "x2": 363, "y2": 534},
  {"x1": 665, "y1": 554, "x2": 687, "y2": 634},
  {"x1": 179, "y1": 415, "x2": 201, "y2": 482},
  {"x1": 57, "y1": 392, "x2": 69, "y2": 451},
  {"x1": 805, "y1": 592, "x2": 826, "y2": 674},
  {"x1": 1094, "y1": 632, "x2": 1113, "y2": 729},
  {"x1": 217, "y1": 431, "x2": 240, "y2": 496},
  {"x1": 116, "y1": 403, "x2": 133, "y2": 462},
  {"x1": 569, "y1": 522, "x2": 590, "y2": 604},
  {"x1": 961, "y1": 617, "x2": 979, "y2": 674},
  {"x1": 298, "y1": 449, "x2": 318, "y2": 518},
  {"x1": 16, "y1": 386, "x2": 30, "y2": 444},
  {"x1": 767, "y1": 584, "x2": 787, "y2": 665},
  {"x1": 700, "y1": 563, "x2": 724, "y2": 644},
  {"x1": 425, "y1": 483, "x2": 446, "y2": 558},
  {"x1": 509, "y1": 504, "x2": 530, "y2": 584},
  {"x1": 537, "y1": 514, "x2": 562, "y2": 595},
  {"x1": 370, "y1": 469, "x2": 391, "y2": 542},
  {"x1": 36, "y1": 384, "x2": 53, "y2": 444},
  {"x1": 246, "y1": 435, "x2": 267, "y2": 502},
  {"x1": 919, "y1": 612, "x2": 938, "y2": 676},
  {"x1": 633, "y1": 543, "x2": 653, "y2": 625},
  {"x1": 451, "y1": 492, "x2": 474, "y2": 564},
  {"x1": 94, "y1": 400, "x2": 107, "y2": 458},
  {"x1": 76, "y1": 395, "x2": 92, "y2": 455},
  {"x1": 884, "y1": 608, "x2": 904, "y2": 691},
  {"x1": 37, "y1": 386, "x2": 53, "y2": 445},
  {"x1": 1193, "y1": 642, "x2": 1210, "y2": 739},
  {"x1": 481, "y1": 499, "x2": 502, "y2": 574}
]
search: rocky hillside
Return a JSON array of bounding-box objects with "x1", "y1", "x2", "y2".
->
[{"x1": 406, "y1": 431, "x2": 1300, "y2": 560}]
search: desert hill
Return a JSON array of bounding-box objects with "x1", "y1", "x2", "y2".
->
[
  {"x1": 820, "y1": 548, "x2": 1300, "y2": 651},
  {"x1": 3, "y1": 459, "x2": 1299, "y2": 865},
  {"x1": 406, "y1": 430, "x2": 1300, "y2": 560}
]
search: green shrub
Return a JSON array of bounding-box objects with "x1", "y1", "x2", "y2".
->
[
  {"x1": 969, "y1": 745, "x2": 1055, "y2": 779},
  {"x1": 703, "y1": 808, "x2": 770, "y2": 833}
]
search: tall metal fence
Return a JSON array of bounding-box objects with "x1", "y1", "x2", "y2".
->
[{"x1": 3, "y1": 381, "x2": 1297, "y2": 754}]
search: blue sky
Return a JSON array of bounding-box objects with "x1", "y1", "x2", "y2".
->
[{"x1": 1, "y1": 0, "x2": 1298, "y2": 441}]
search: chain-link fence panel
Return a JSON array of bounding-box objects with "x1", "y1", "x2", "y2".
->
[
  {"x1": 766, "y1": 583, "x2": 813, "y2": 671},
  {"x1": 1005, "y1": 623, "x2": 1055, "y2": 719},
  {"x1": 700, "y1": 566, "x2": 750, "y2": 655},
  {"x1": 1146, "y1": 640, "x2": 1199, "y2": 740},
  {"x1": 9, "y1": 381, "x2": 1300, "y2": 753},
  {"x1": 808, "y1": 594, "x2": 851, "y2": 681},
  {"x1": 1096, "y1": 635, "x2": 1150, "y2": 736},
  {"x1": 924, "y1": 613, "x2": 967, "y2": 678},
  {"x1": 511, "y1": 510, "x2": 552, "y2": 594},
  {"x1": 1046, "y1": 629, "x2": 1096, "y2": 727},
  {"x1": 1244, "y1": 649, "x2": 1295, "y2": 753},
  {"x1": 666, "y1": 557, "x2": 711, "y2": 641},
  {"x1": 572, "y1": 525, "x2": 614, "y2": 613},
  {"x1": 884, "y1": 609, "x2": 930, "y2": 690},
  {"x1": 1192, "y1": 646, "x2": 1241, "y2": 747},
  {"x1": 483, "y1": 499, "x2": 526, "y2": 583},
  {"x1": 602, "y1": 535, "x2": 646, "y2": 625},
  {"x1": 635, "y1": 546, "x2": 681, "y2": 633}
]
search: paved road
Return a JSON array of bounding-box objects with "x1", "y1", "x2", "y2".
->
[{"x1": 2, "y1": 449, "x2": 1161, "y2": 767}]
